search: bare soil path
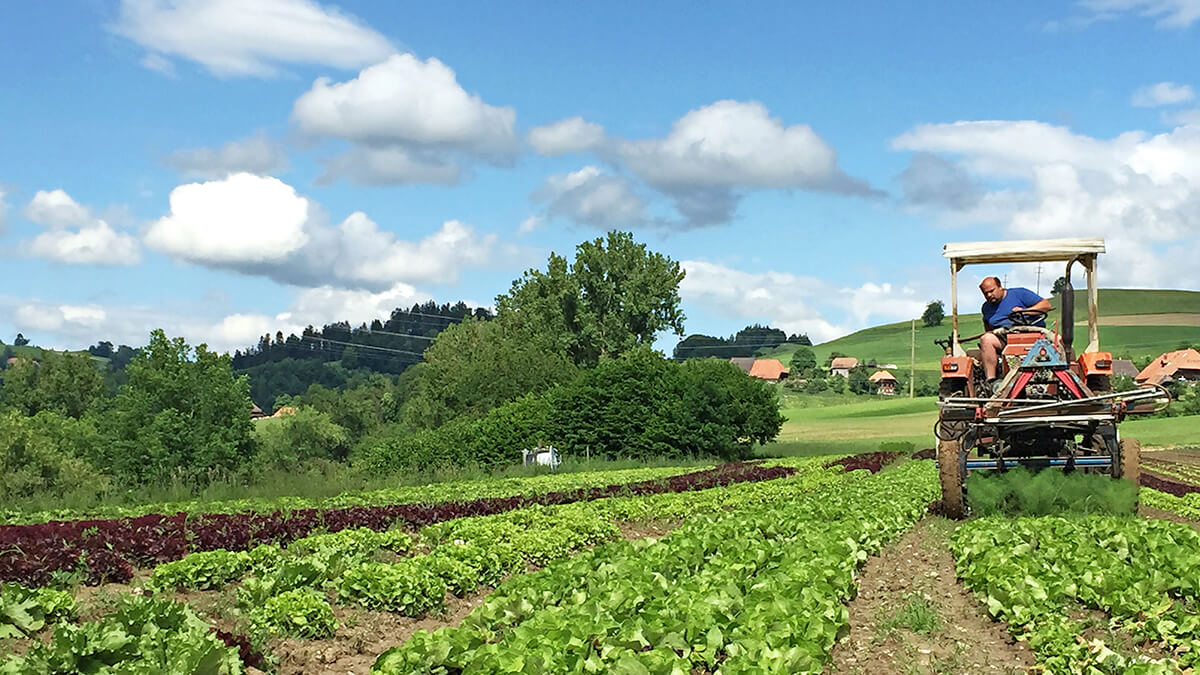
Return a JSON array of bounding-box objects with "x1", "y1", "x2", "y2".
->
[{"x1": 827, "y1": 517, "x2": 1036, "y2": 675}]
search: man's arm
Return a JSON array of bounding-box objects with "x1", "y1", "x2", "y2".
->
[{"x1": 1011, "y1": 288, "x2": 1051, "y2": 314}]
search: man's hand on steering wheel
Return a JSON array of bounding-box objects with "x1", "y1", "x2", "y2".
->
[{"x1": 1006, "y1": 307, "x2": 1048, "y2": 327}]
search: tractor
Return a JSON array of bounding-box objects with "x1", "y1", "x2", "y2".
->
[{"x1": 934, "y1": 238, "x2": 1170, "y2": 518}]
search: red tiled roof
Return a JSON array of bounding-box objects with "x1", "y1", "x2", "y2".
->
[
  {"x1": 868, "y1": 369, "x2": 897, "y2": 382},
  {"x1": 748, "y1": 359, "x2": 788, "y2": 380},
  {"x1": 1136, "y1": 348, "x2": 1200, "y2": 385}
]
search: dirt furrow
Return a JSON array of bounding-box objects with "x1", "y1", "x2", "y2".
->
[{"x1": 827, "y1": 517, "x2": 1035, "y2": 675}]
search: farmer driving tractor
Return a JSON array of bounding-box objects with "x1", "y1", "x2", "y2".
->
[{"x1": 978, "y1": 276, "x2": 1052, "y2": 395}]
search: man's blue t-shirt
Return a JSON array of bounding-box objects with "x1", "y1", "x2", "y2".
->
[{"x1": 982, "y1": 287, "x2": 1045, "y2": 329}]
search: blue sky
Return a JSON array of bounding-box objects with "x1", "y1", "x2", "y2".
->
[{"x1": 3, "y1": 0, "x2": 1200, "y2": 355}]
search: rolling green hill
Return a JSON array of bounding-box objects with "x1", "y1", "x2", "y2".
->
[
  {"x1": 761, "y1": 289, "x2": 1200, "y2": 380},
  {"x1": 0, "y1": 343, "x2": 99, "y2": 363}
]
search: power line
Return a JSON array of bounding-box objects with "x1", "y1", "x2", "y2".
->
[{"x1": 298, "y1": 335, "x2": 426, "y2": 359}]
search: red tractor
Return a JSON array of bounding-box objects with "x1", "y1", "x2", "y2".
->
[{"x1": 935, "y1": 238, "x2": 1169, "y2": 518}]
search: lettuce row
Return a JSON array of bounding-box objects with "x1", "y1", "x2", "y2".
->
[
  {"x1": 952, "y1": 515, "x2": 1200, "y2": 673},
  {"x1": 371, "y1": 461, "x2": 938, "y2": 674}
]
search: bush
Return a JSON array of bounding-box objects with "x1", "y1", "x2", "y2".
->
[
  {"x1": 252, "y1": 406, "x2": 351, "y2": 469},
  {"x1": 356, "y1": 349, "x2": 784, "y2": 473},
  {"x1": 0, "y1": 410, "x2": 111, "y2": 504}
]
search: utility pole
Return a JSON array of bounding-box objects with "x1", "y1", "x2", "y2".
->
[
  {"x1": 1036, "y1": 263, "x2": 1042, "y2": 295},
  {"x1": 910, "y1": 319, "x2": 916, "y2": 398}
]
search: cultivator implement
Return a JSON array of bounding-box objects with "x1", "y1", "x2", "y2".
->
[{"x1": 933, "y1": 238, "x2": 1172, "y2": 518}]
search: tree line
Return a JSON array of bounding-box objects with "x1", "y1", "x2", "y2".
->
[
  {"x1": 1, "y1": 231, "x2": 788, "y2": 508},
  {"x1": 672, "y1": 325, "x2": 811, "y2": 360}
]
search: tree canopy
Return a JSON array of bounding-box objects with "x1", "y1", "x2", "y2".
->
[
  {"x1": 922, "y1": 300, "x2": 945, "y2": 327},
  {"x1": 496, "y1": 231, "x2": 686, "y2": 368}
]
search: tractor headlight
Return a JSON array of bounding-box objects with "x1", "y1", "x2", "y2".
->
[
  {"x1": 1096, "y1": 359, "x2": 1111, "y2": 369},
  {"x1": 943, "y1": 363, "x2": 959, "y2": 372}
]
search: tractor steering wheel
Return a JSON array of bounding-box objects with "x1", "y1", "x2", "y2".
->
[{"x1": 1006, "y1": 308, "x2": 1048, "y2": 327}]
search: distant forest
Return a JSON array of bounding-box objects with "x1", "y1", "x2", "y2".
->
[
  {"x1": 673, "y1": 325, "x2": 811, "y2": 360},
  {"x1": 231, "y1": 301, "x2": 491, "y2": 408}
]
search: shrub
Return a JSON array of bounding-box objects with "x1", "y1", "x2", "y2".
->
[
  {"x1": 0, "y1": 411, "x2": 110, "y2": 504},
  {"x1": 252, "y1": 406, "x2": 351, "y2": 469}
]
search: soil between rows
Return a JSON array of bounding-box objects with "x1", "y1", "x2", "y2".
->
[{"x1": 826, "y1": 517, "x2": 1036, "y2": 675}]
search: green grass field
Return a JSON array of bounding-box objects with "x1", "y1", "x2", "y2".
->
[{"x1": 758, "y1": 391, "x2": 1197, "y2": 457}]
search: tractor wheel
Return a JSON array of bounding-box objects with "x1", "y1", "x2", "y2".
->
[
  {"x1": 938, "y1": 438, "x2": 966, "y2": 519},
  {"x1": 1120, "y1": 437, "x2": 1141, "y2": 487}
]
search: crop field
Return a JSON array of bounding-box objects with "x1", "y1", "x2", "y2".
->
[{"x1": 4, "y1": 448, "x2": 1200, "y2": 674}]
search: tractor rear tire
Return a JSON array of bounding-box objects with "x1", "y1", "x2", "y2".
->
[
  {"x1": 938, "y1": 438, "x2": 966, "y2": 519},
  {"x1": 1120, "y1": 437, "x2": 1141, "y2": 487}
]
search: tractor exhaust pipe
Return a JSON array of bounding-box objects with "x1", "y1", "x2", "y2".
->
[{"x1": 1061, "y1": 259, "x2": 1077, "y2": 361}]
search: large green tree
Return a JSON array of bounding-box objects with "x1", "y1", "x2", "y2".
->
[
  {"x1": 922, "y1": 300, "x2": 945, "y2": 327},
  {"x1": 789, "y1": 346, "x2": 819, "y2": 379},
  {"x1": 0, "y1": 351, "x2": 106, "y2": 419},
  {"x1": 402, "y1": 318, "x2": 578, "y2": 430},
  {"x1": 496, "y1": 231, "x2": 686, "y2": 367},
  {"x1": 97, "y1": 330, "x2": 255, "y2": 483}
]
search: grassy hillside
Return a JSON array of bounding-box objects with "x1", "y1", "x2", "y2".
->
[
  {"x1": 0, "y1": 343, "x2": 102, "y2": 364},
  {"x1": 761, "y1": 289, "x2": 1200, "y2": 379}
]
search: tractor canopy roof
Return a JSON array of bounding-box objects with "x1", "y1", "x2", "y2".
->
[{"x1": 943, "y1": 238, "x2": 1105, "y2": 266}]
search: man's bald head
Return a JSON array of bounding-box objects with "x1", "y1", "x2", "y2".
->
[{"x1": 979, "y1": 276, "x2": 1004, "y2": 304}]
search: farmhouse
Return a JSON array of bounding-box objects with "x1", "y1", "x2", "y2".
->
[
  {"x1": 728, "y1": 357, "x2": 756, "y2": 374},
  {"x1": 1136, "y1": 348, "x2": 1200, "y2": 386},
  {"x1": 829, "y1": 357, "x2": 859, "y2": 378},
  {"x1": 250, "y1": 403, "x2": 268, "y2": 419},
  {"x1": 1111, "y1": 359, "x2": 1140, "y2": 379},
  {"x1": 748, "y1": 358, "x2": 789, "y2": 381},
  {"x1": 868, "y1": 369, "x2": 898, "y2": 395}
]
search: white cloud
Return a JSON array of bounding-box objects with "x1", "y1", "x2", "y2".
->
[
  {"x1": 144, "y1": 173, "x2": 497, "y2": 289},
  {"x1": 517, "y1": 215, "x2": 544, "y2": 234},
  {"x1": 891, "y1": 119, "x2": 1200, "y2": 290},
  {"x1": 333, "y1": 215, "x2": 494, "y2": 287},
  {"x1": 164, "y1": 133, "x2": 288, "y2": 178},
  {"x1": 13, "y1": 303, "x2": 107, "y2": 334},
  {"x1": 20, "y1": 189, "x2": 140, "y2": 265},
  {"x1": 25, "y1": 222, "x2": 142, "y2": 266},
  {"x1": 533, "y1": 166, "x2": 648, "y2": 229},
  {"x1": 615, "y1": 100, "x2": 872, "y2": 194},
  {"x1": 145, "y1": 173, "x2": 310, "y2": 264},
  {"x1": 292, "y1": 54, "x2": 517, "y2": 184},
  {"x1": 316, "y1": 146, "x2": 461, "y2": 186},
  {"x1": 1167, "y1": 108, "x2": 1200, "y2": 125},
  {"x1": 1132, "y1": 81, "x2": 1195, "y2": 107},
  {"x1": 528, "y1": 117, "x2": 607, "y2": 156},
  {"x1": 1079, "y1": 0, "x2": 1200, "y2": 28},
  {"x1": 843, "y1": 283, "x2": 926, "y2": 326},
  {"x1": 678, "y1": 261, "x2": 921, "y2": 343},
  {"x1": 111, "y1": 0, "x2": 396, "y2": 77},
  {"x1": 24, "y1": 189, "x2": 92, "y2": 228}
]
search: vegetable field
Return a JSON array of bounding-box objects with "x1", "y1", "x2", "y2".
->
[{"x1": 3, "y1": 449, "x2": 1200, "y2": 674}]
